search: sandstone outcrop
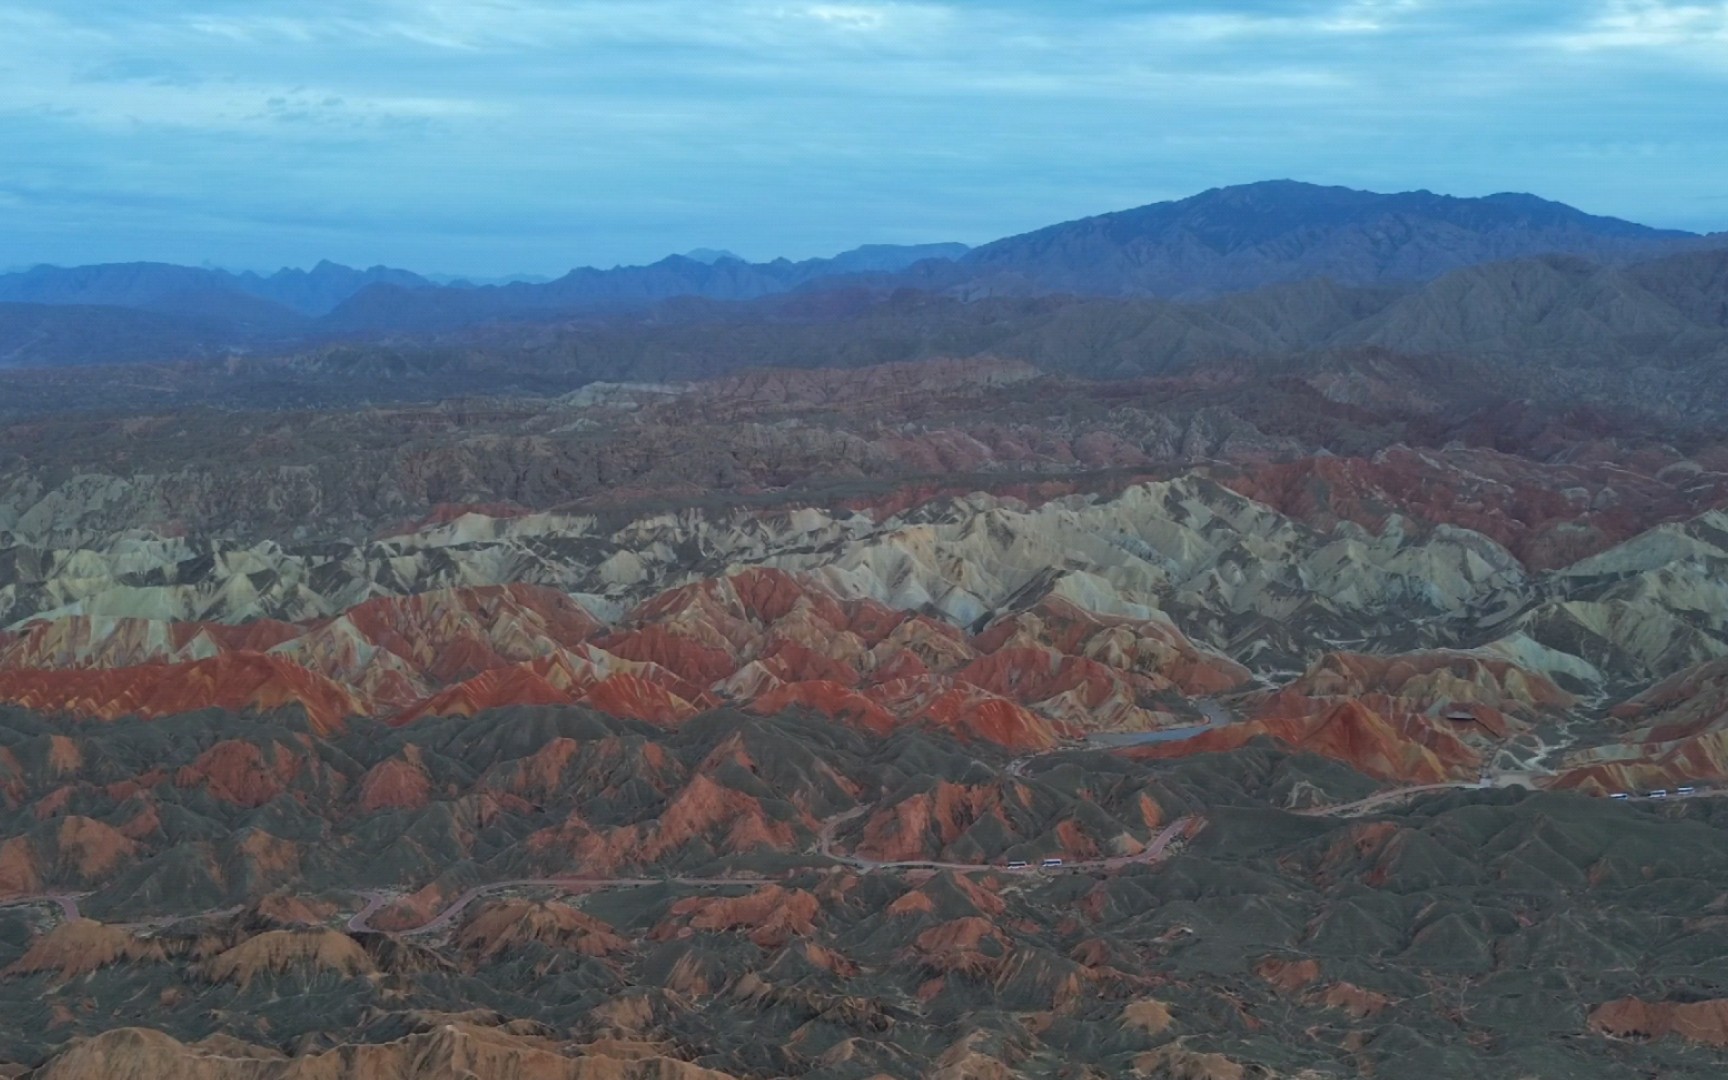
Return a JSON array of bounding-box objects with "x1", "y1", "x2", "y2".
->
[{"x1": 1589, "y1": 997, "x2": 1728, "y2": 1048}]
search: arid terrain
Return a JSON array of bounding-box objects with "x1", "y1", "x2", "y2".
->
[{"x1": 3, "y1": 184, "x2": 1728, "y2": 1077}]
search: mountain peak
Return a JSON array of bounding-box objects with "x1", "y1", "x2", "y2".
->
[
  {"x1": 683, "y1": 248, "x2": 746, "y2": 265},
  {"x1": 961, "y1": 180, "x2": 1696, "y2": 299}
]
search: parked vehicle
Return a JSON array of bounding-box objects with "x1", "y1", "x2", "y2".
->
[
  {"x1": 1678, "y1": 786, "x2": 1697, "y2": 796},
  {"x1": 1040, "y1": 857, "x2": 1064, "y2": 869},
  {"x1": 1648, "y1": 790, "x2": 1669, "y2": 799},
  {"x1": 1006, "y1": 860, "x2": 1029, "y2": 870}
]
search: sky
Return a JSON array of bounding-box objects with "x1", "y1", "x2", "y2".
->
[{"x1": 1, "y1": 1, "x2": 1725, "y2": 276}]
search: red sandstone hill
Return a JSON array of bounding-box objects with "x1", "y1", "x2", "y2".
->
[
  {"x1": 1590, "y1": 997, "x2": 1728, "y2": 1048},
  {"x1": 0, "y1": 653, "x2": 361, "y2": 735},
  {"x1": 1129, "y1": 696, "x2": 1471, "y2": 784},
  {"x1": 1554, "y1": 655, "x2": 1728, "y2": 793},
  {"x1": 1125, "y1": 649, "x2": 1572, "y2": 783},
  {"x1": 1214, "y1": 445, "x2": 1728, "y2": 570},
  {"x1": 0, "y1": 570, "x2": 1249, "y2": 754}
]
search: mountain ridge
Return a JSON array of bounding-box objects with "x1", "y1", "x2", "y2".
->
[
  {"x1": 0, "y1": 260, "x2": 433, "y2": 321},
  {"x1": 4, "y1": 182, "x2": 1713, "y2": 354},
  {"x1": 953, "y1": 179, "x2": 1699, "y2": 299}
]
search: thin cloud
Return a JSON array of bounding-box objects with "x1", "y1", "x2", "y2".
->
[
  {"x1": 1556, "y1": 0, "x2": 1728, "y2": 50},
  {"x1": 0, "y1": 0, "x2": 1722, "y2": 273}
]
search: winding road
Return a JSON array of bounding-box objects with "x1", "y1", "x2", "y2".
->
[
  {"x1": 1296, "y1": 780, "x2": 1491, "y2": 817},
  {"x1": 344, "y1": 814, "x2": 1201, "y2": 935},
  {"x1": 1294, "y1": 774, "x2": 1728, "y2": 818},
  {"x1": 0, "y1": 893, "x2": 80, "y2": 921},
  {"x1": 20, "y1": 765, "x2": 1704, "y2": 936},
  {"x1": 12, "y1": 767, "x2": 1694, "y2": 937},
  {"x1": 11, "y1": 695, "x2": 1701, "y2": 938}
]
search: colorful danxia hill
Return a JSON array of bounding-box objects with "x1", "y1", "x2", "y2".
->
[{"x1": 5, "y1": 187, "x2": 1728, "y2": 1077}]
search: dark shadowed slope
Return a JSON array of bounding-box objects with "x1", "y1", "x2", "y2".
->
[{"x1": 0, "y1": 304, "x2": 238, "y2": 368}]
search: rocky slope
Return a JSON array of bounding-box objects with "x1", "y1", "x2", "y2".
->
[{"x1": 2, "y1": 468, "x2": 1719, "y2": 703}]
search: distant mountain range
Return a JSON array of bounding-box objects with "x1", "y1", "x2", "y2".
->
[
  {"x1": 0, "y1": 181, "x2": 1719, "y2": 368},
  {"x1": 473, "y1": 247, "x2": 1728, "y2": 393},
  {"x1": 946, "y1": 180, "x2": 1699, "y2": 299},
  {"x1": 0, "y1": 241, "x2": 974, "y2": 361},
  {"x1": 324, "y1": 182, "x2": 1706, "y2": 332},
  {"x1": 320, "y1": 241, "x2": 974, "y2": 334},
  {"x1": 0, "y1": 259, "x2": 432, "y2": 320}
]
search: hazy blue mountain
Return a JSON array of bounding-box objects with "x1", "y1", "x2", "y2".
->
[
  {"x1": 0, "y1": 262, "x2": 249, "y2": 310},
  {"x1": 233, "y1": 260, "x2": 434, "y2": 315},
  {"x1": 953, "y1": 179, "x2": 1697, "y2": 299},
  {"x1": 1, "y1": 182, "x2": 1716, "y2": 358},
  {"x1": 820, "y1": 242, "x2": 970, "y2": 274},
  {"x1": 682, "y1": 248, "x2": 747, "y2": 264},
  {"x1": 424, "y1": 272, "x2": 556, "y2": 287},
  {"x1": 0, "y1": 263, "x2": 307, "y2": 336},
  {"x1": 0, "y1": 259, "x2": 433, "y2": 324},
  {"x1": 324, "y1": 242, "x2": 972, "y2": 331}
]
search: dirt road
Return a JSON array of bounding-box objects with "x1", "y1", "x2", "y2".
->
[
  {"x1": 0, "y1": 893, "x2": 81, "y2": 921},
  {"x1": 345, "y1": 814, "x2": 1201, "y2": 935}
]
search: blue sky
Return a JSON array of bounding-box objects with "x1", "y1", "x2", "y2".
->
[{"x1": 1, "y1": 0, "x2": 1724, "y2": 275}]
